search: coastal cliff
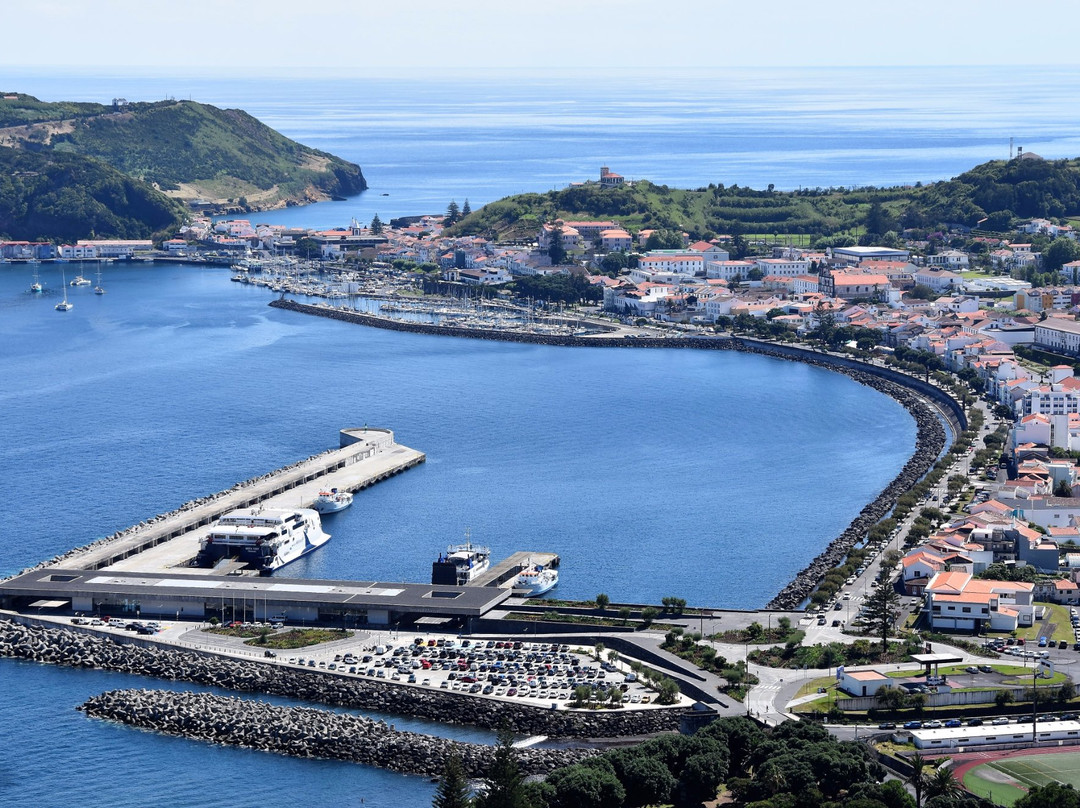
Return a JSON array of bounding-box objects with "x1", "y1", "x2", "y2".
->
[{"x1": 0, "y1": 95, "x2": 366, "y2": 220}]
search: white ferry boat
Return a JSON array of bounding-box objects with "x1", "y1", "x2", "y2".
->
[
  {"x1": 195, "y1": 507, "x2": 330, "y2": 575},
  {"x1": 312, "y1": 488, "x2": 353, "y2": 513},
  {"x1": 512, "y1": 564, "x2": 559, "y2": 597},
  {"x1": 432, "y1": 536, "x2": 490, "y2": 586}
]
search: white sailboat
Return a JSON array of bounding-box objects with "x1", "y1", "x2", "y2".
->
[
  {"x1": 30, "y1": 265, "x2": 42, "y2": 293},
  {"x1": 55, "y1": 268, "x2": 73, "y2": 311},
  {"x1": 93, "y1": 265, "x2": 105, "y2": 295}
]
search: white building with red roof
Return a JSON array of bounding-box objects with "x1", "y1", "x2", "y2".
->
[{"x1": 925, "y1": 571, "x2": 1034, "y2": 631}]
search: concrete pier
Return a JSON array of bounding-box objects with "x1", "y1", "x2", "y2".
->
[
  {"x1": 470, "y1": 551, "x2": 560, "y2": 589},
  {"x1": 52, "y1": 428, "x2": 425, "y2": 575}
]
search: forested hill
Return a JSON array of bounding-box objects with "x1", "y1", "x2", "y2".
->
[
  {"x1": 449, "y1": 156, "x2": 1080, "y2": 242},
  {"x1": 0, "y1": 95, "x2": 367, "y2": 212},
  {"x1": 0, "y1": 146, "x2": 186, "y2": 242}
]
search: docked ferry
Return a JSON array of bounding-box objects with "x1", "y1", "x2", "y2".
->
[
  {"x1": 512, "y1": 564, "x2": 559, "y2": 597},
  {"x1": 195, "y1": 507, "x2": 330, "y2": 575},
  {"x1": 432, "y1": 537, "x2": 490, "y2": 586},
  {"x1": 312, "y1": 488, "x2": 353, "y2": 514}
]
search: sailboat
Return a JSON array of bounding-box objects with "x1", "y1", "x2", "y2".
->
[
  {"x1": 93, "y1": 265, "x2": 105, "y2": 295},
  {"x1": 55, "y1": 268, "x2": 73, "y2": 311},
  {"x1": 30, "y1": 265, "x2": 42, "y2": 293}
]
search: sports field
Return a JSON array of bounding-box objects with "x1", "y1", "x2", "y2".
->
[{"x1": 960, "y1": 749, "x2": 1080, "y2": 806}]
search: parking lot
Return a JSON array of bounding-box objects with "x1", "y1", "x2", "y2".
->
[
  {"x1": 275, "y1": 634, "x2": 675, "y2": 710},
  {"x1": 62, "y1": 616, "x2": 678, "y2": 710}
]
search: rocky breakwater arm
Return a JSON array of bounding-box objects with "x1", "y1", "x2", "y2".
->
[
  {"x1": 0, "y1": 619, "x2": 686, "y2": 738},
  {"x1": 78, "y1": 689, "x2": 595, "y2": 777},
  {"x1": 761, "y1": 366, "x2": 946, "y2": 610}
]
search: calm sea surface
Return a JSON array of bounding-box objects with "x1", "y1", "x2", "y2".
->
[{"x1": 3, "y1": 66, "x2": 1072, "y2": 806}]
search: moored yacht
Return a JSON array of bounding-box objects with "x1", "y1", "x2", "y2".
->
[
  {"x1": 312, "y1": 488, "x2": 353, "y2": 513},
  {"x1": 512, "y1": 564, "x2": 559, "y2": 597}
]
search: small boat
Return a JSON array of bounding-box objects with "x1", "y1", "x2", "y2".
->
[
  {"x1": 512, "y1": 564, "x2": 559, "y2": 597},
  {"x1": 55, "y1": 268, "x2": 73, "y2": 311},
  {"x1": 93, "y1": 266, "x2": 105, "y2": 295},
  {"x1": 312, "y1": 488, "x2": 353, "y2": 514},
  {"x1": 70, "y1": 274, "x2": 91, "y2": 286},
  {"x1": 30, "y1": 265, "x2": 42, "y2": 293},
  {"x1": 432, "y1": 532, "x2": 490, "y2": 586}
]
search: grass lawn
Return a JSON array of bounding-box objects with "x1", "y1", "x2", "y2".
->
[
  {"x1": 985, "y1": 604, "x2": 1074, "y2": 644},
  {"x1": 243, "y1": 628, "x2": 353, "y2": 650},
  {"x1": 795, "y1": 676, "x2": 836, "y2": 698},
  {"x1": 964, "y1": 750, "x2": 1080, "y2": 807}
]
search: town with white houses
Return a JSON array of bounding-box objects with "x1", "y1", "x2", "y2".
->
[{"x1": 11, "y1": 170, "x2": 1080, "y2": 651}]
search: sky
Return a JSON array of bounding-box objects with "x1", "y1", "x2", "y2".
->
[{"x1": 3, "y1": 0, "x2": 1079, "y2": 74}]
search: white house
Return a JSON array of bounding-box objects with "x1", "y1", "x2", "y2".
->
[
  {"x1": 913, "y1": 267, "x2": 962, "y2": 292},
  {"x1": 925, "y1": 570, "x2": 1034, "y2": 631}
]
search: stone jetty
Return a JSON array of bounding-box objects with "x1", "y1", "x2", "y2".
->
[
  {"x1": 79, "y1": 689, "x2": 596, "y2": 777},
  {"x1": 0, "y1": 620, "x2": 686, "y2": 738}
]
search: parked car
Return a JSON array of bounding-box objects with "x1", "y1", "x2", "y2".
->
[
  {"x1": 903, "y1": 721, "x2": 922, "y2": 729},
  {"x1": 965, "y1": 666, "x2": 979, "y2": 674},
  {"x1": 878, "y1": 722, "x2": 897, "y2": 730},
  {"x1": 945, "y1": 719, "x2": 962, "y2": 728},
  {"x1": 967, "y1": 718, "x2": 984, "y2": 727}
]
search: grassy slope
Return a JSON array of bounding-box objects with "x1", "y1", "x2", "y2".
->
[
  {"x1": 451, "y1": 158, "x2": 1080, "y2": 242},
  {"x1": 0, "y1": 145, "x2": 186, "y2": 242},
  {"x1": 0, "y1": 95, "x2": 367, "y2": 208}
]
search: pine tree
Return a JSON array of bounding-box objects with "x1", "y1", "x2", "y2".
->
[
  {"x1": 474, "y1": 728, "x2": 530, "y2": 808},
  {"x1": 446, "y1": 200, "x2": 460, "y2": 225},
  {"x1": 433, "y1": 749, "x2": 472, "y2": 808},
  {"x1": 370, "y1": 213, "x2": 383, "y2": 234},
  {"x1": 462, "y1": 199, "x2": 472, "y2": 217}
]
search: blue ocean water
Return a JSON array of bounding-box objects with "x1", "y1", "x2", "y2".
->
[
  {"x1": 6, "y1": 66, "x2": 1080, "y2": 228},
  {"x1": 2, "y1": 65, "x2": 1060, "y2": 806},
  {"x1": 0, "y1": 262, "x2": 914, "y2": 604}
]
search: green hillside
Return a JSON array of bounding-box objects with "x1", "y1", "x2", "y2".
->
[
  {"x1": 0, "y1": 95, "x2": 366, "y2": 210},
  {"x1": 450, "y1": 156, "x2": 1080, "y2": 243},
  {"x1": 0, "y1": 146, "x2": 185, "y2": 242}
]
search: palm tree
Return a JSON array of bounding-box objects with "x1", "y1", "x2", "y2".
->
[
  {"x1": 907, "y1": 753, "x2": 928, "y2": 808},
  {"x1": 925, "y1": 766, "x2": 961, "y2": 803}
]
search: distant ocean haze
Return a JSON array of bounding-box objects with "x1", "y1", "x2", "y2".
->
[{"x1": 7, "y1": 66, "x2": 1080, "y2": 228}]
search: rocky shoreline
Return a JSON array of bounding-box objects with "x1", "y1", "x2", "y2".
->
[
  {"x1": 0, "y1": 620, "x2": 686, "y2": 739},
  {"x1": 78, "y1": 689, "x2": 596, "y2": 777},
  {"x1": 270, "y1": 300, "x2": 956, "y2": 610},
  {"x1": 758, "y1": 363, "x2": 945, "y2": 609}
]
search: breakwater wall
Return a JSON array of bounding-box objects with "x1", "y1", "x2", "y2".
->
[
  {"x1": 0, "y1": 620, "x2": 686, "y2": 738},
  {"x1": 78, "y1": 689, "x2": 595, "y2": 777},
  {"x1": 3, "y1": 444, "x2": 344, "y2": 581},
  {"x1": 271, "y1": 301, "x2": 961, "y2": 610}
]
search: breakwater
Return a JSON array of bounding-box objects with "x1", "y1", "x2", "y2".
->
[
  {"x1": 271, "y1": 300, "x2": 957, "y2": 610},
  {"x1": 2, "y1": 444, "x2": 341, "y2": 582},
  {"x1": 0, "y1": 620, "x2": 686, "y2": 738},
  {"x1": 78, "y1": 689, "x2": 595, "y2": 777}
]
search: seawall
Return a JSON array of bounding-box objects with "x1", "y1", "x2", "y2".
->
[
  {"x1": 270, "y1": 300, "x2": 961, "y2": 610},
  {"x1": 0, "y1": 619, "x2": 687, "y2": 739},
  {"x1": 78, "y1": 689, "x2": 595, "y2": 777}
]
